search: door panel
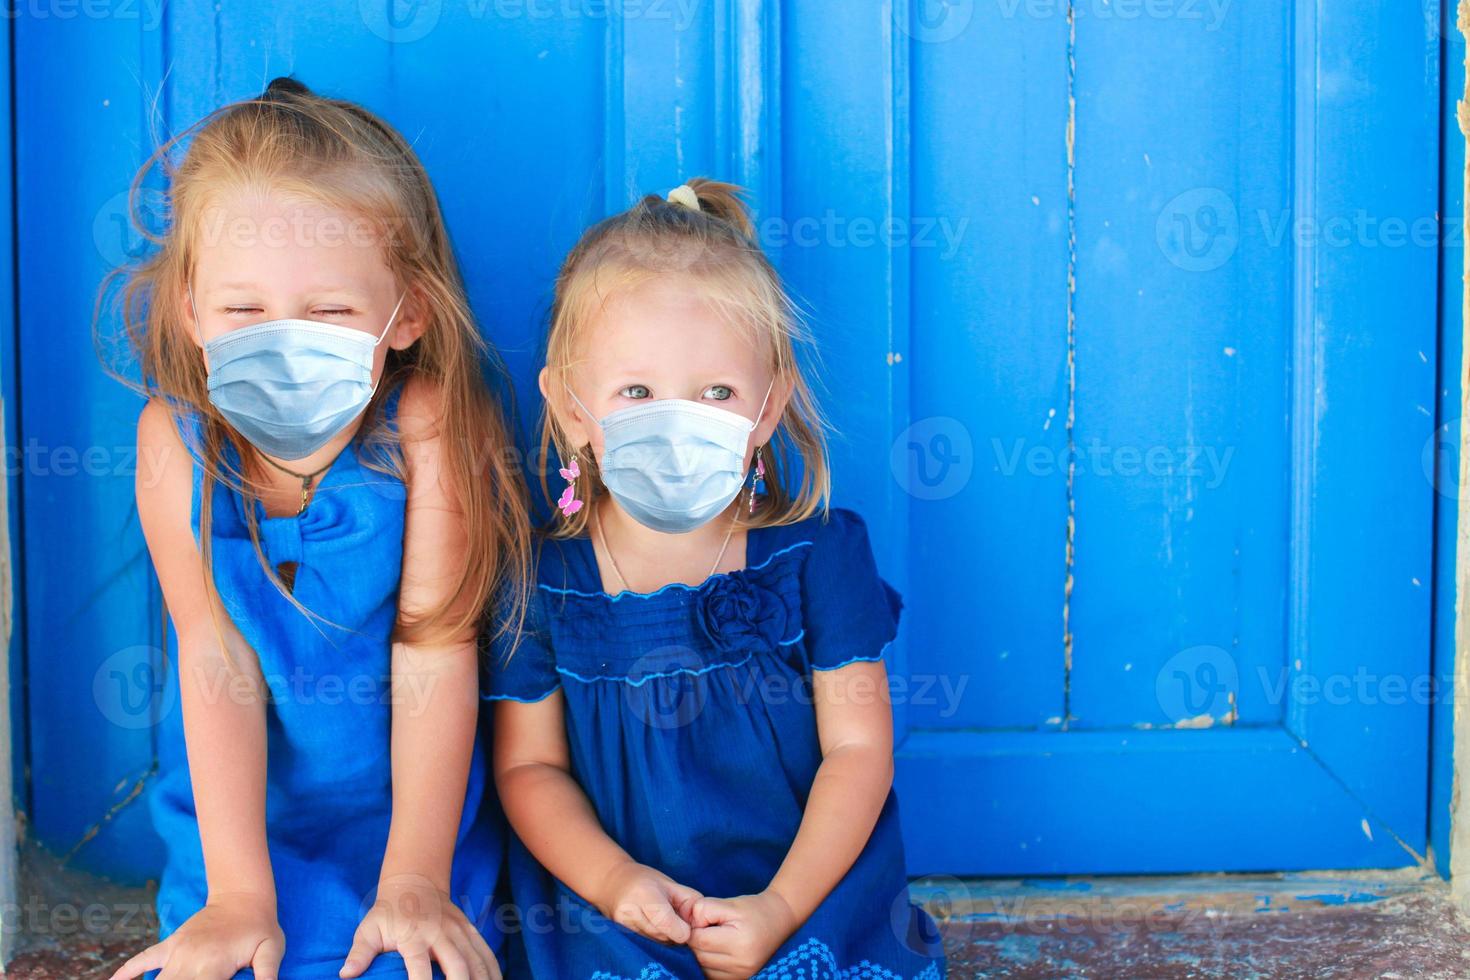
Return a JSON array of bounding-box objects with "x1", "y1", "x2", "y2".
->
[
  {"x1": 1068, "y1": 8, "x2": 1293, "y2": 732},
  {"x1": 892, "y1": 0, "x2": 1438, "y2": 873}
]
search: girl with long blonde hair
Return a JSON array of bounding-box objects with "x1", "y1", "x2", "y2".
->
[{"x1": 105, "y1": 77, "x2": 527, "y2": 980}]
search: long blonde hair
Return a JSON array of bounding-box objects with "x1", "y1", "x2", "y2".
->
[
  {"x1": 100, "y1": 77, "x2": 529, "y2": 646},
  {"x1": 540, "y1": 178, "x2": 831, "y2": 537}
]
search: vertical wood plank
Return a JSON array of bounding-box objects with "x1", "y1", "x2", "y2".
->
[
  {"x1": 1430, "y1": 0, "x2": 1463, "y2": 880},
  {"x1": 905, "y1": 0, "x2": 1070, "y2": 731},
  {"x1": 607, "y1": 0, "x2": 718, "y2": 203},
  {"x1": 777, "y1": 1, "x2": 910, "y2": 720},
  {"x1": 16, "y1": 4, "x2": 168, "y2": 878},
  {"x1": 1288, "y1": 0, "x2": 1439, "y2": 845}
]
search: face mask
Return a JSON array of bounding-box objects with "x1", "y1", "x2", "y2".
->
[
  {"x1": 189, "y1": 286, "x2": 405, "y2": 461},
  {"x1": 567, "y1": 382, "x2": 774, "y2": 534}
]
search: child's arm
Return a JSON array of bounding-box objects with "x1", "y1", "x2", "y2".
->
[
  {"x1": 109, "y1": 401, "x2": 284, "y2": 980},
  {"x1": 340, "y1": 380, "x2": 501, "y2": 980},
  {"x1": 688, "y1": 660, "x2": 894, "y2": 979},
  {"x1": 493, "y1": 696, "x2": 704, "y2": 943}
]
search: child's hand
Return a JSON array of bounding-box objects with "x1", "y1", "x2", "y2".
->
[
  {"x1": 340, "y1": 873, "x2": 501, "y2": 980},
  {"x1": 108, "y1": 891, "x2": 284, "y2": 980},
  {"x1": 596, "y1": 860, "x2": 704, "y2": 945},
  {"x1": 687, "y1": 890, "x2": 799, "y2": 980}
]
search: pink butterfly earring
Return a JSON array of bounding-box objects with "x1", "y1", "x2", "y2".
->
[{"x1": 557, "y1": 454, "x2": 584, "y2": 518}]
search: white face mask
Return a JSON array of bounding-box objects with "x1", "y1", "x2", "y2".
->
[
  {"x1": 190, "y1": 286, "x2": 405, "y2": 460},
  {"x1": 567, "y1": 382, "x2": 774, "y2": 534}
]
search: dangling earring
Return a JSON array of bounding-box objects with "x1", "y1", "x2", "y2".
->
[
  {"x1": 748, "y1": 445, "x2": 767, "y2": 515},
  {"x1": 557, "y1": 453, "x2": 584, "y2": 518}
]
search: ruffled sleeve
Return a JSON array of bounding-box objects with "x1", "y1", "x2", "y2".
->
[
  {"x1": 799, "y1": 508, "x2": 903, "y2": 671},
  {"x1": 484, "y1": 587, "x2": 560, "y2": 703}
]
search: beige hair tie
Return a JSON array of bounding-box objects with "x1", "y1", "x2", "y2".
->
[{"x1": 666, "y1": 184, "x2": 702, "y2": 212}]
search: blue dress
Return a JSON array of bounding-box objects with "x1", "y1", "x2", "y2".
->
[
  {"x1": 488, "y1": 508, "x2": 946, "y2": 979},
  {"x1": 150, "y1": 385, "x2": 508, "y2": 979}
]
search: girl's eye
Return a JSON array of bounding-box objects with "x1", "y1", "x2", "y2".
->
[
  {"x1": 223, "y1": 306, "x2": 263, "y2": 315},
  {"x1": 313, "y1": 308, "x2": 354, "y2": 318},
  {"x1": 702, "y1": 385, "x2": 734, "y2": 401},
  {"x1": 620, "y1": 385, "x2": 651, "y2": 400}
]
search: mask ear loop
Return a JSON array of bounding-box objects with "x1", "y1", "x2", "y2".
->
[
  {"x1": 186, "y1": 281, "x2": 203, "y2": 345},
  {"x1": 558, "y1": 386, "x2": 603, "y2": 496},
  {"x1": 741, "y1": 380, "x2": 777, "y2": 518},
  {"x1": 563, "y1": 384, "x2": 602, "y2": 428},
  {"x1": 751, "y1": 379, "x2": 776, "y2": 432},
  {"x1": 560, "y1": 385, "x2": 604, "y2": 483},
  {"x1": 362, "y1": 291, "x2": 410, "y2": 403},
  {"x1": 374, "y1": 291, "x2": 408, "y2": 345}
]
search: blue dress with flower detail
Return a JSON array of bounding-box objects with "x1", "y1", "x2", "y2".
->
[
  {"x1": 148, "y1": 385, "x2": 509, "y2": 979},
  {"x1": 488, "y1": 508, "x2": 946, "y2": 980}
]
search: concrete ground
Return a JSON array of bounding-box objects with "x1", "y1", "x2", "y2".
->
[
  {"x1": 7, "y1": 865, "x2": 1470, "y2": 978},
  {"x1": 917, "y1": 868, "x2": 1470, "y2": 978}
]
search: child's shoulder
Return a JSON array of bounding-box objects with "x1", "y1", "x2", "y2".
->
[
  {"x1": 760, "y1": 505, "x2": 876, "y2": 559},
  {"x1": 386, "y1": 375, "x2": 436, "y2": 439},
  {"x1": 137, "y1": 397, "x2": 180, "y2": 446},
  {"x1": 138, "y1": 396, "x2": 207, "y2": 469},
  {"x1": 771, "y1": 506, "x2": 903, "y2": 651}
]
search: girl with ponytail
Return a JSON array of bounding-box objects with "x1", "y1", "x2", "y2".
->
[{"x1": 489, "y1": 179, "x2": 946, "y2": 979}]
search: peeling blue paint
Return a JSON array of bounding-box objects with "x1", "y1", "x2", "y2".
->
[
  {"x1": 1020, "y1": 878, "x2": 1094, "y2": 892},
  {"x1": 1292, "y1": 891, "x2": 1384, "y2": 906}
]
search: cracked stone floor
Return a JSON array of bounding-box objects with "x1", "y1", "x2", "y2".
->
[{"x1": 6, "y1": 862, "x2": 1469, "y2": 978}]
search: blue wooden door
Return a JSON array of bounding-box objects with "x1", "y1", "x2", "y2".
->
[
  {"x1": 889, "y1": 1, "x2": 1441, "y2": 875},
  {"x1": 12, "y1": 0, "x2": 1445, "y2": 883}
]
